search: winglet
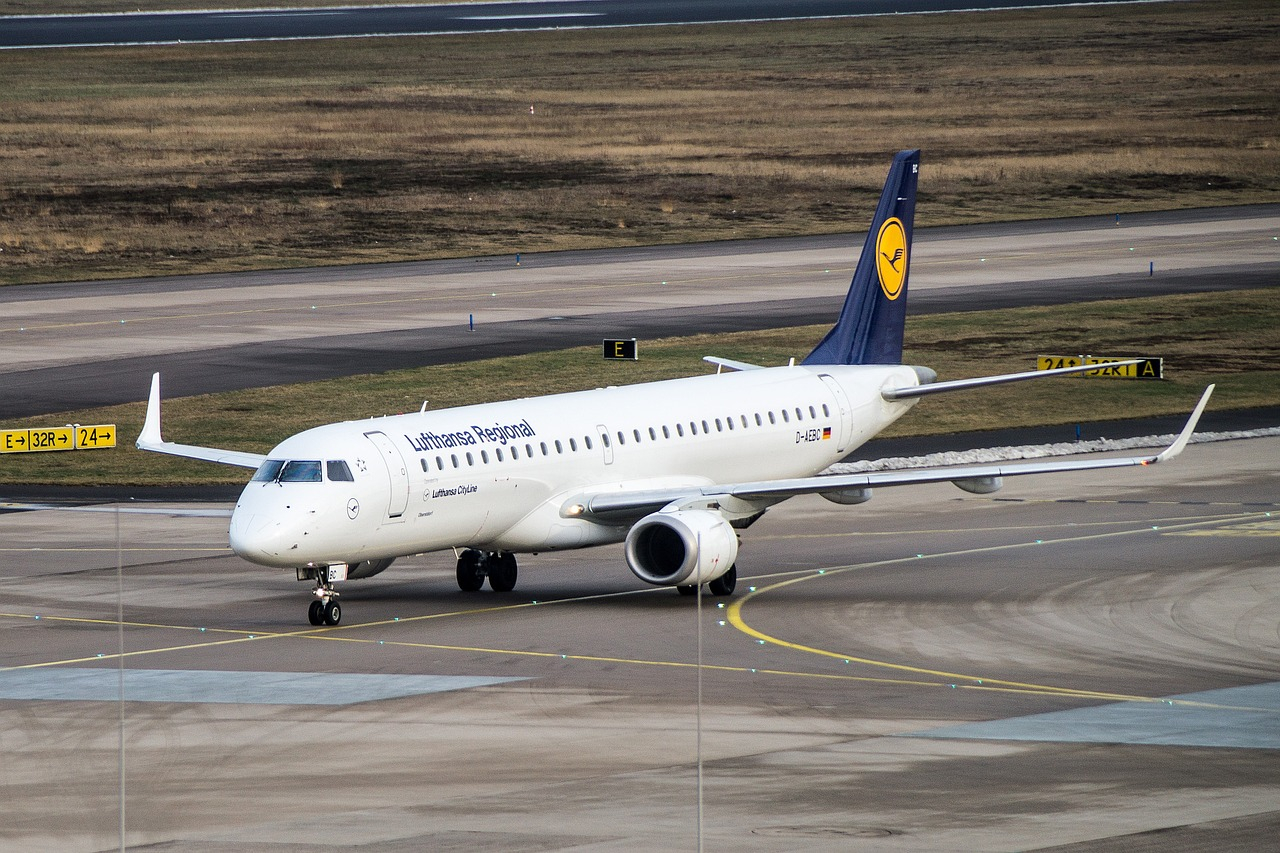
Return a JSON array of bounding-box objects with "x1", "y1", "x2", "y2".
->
[
  {"x1": 1152, "y1": 384, "x2": 1214, "y2": 464},
  {"x1": 138, "y1": 372, "x2": 164, "y2": 450}
]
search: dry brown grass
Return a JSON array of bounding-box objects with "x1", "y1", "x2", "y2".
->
[{"x1": 0, "y1": 0, "x2": 1276, "y2": 284}]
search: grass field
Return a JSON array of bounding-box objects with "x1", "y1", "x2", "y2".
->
[
  {"x1": 1, "y1": 0, "x2": 1276, "y2": 284},
  {"x1": 2, "y1": 289, "x2": 1275, "y2": 486}
]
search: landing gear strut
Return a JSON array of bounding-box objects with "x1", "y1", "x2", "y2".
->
[{"x1": 455, "y1": 549, "x2": 519, "y2": 593}]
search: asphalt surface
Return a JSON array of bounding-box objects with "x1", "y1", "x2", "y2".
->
[
  {"x1": 1, "y1": 436, "x2": 1276, "y2": 850},
  {"x1": 2, "y1": 0, "x2": 1141, "y2": 49},
  {"x1": 3, "y1": 204, "x2": 1277, "y2": 418}
]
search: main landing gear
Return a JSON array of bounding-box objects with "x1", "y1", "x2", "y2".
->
[
  {"x1": 456, "y1": 549, "x2": 518, "y2": 593},
  {"x1": 676, "y1": 564, "x2": 737, "y2": 597}
]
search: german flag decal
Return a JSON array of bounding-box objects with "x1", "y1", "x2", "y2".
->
[{"x1": 822, "y1": 426, "x2": 832, "y2": 440}]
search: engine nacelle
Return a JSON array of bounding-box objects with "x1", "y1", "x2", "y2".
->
[
  {"x1": 625, "y1": 509, "x2": 739, "y2": 587},
  {"x1": 345, "y1": 557, "x2": 396, "y2": 580},
  {"x1": 952, "y1": 476, "x2": 1003, "y2": 495}
]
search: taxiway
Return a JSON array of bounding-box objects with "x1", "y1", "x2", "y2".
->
[{"x1": 1, "y1": 436, "x2": 1277, "y2": 850}]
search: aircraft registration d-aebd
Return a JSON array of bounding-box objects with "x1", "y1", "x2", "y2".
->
[{"x1": 138, "y1": 150, "x2": 1214, "y2": 626}]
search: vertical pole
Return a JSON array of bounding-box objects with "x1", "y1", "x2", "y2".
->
[
  {"x1": 117, "y1": 507, "x2": 126, "y2": 853},
  {"x1": 696, "y1": 537, "x2": 704, "y2": 853},
  {"x1": 469, "y1": 314, "x2": 474, "y2": 332}
]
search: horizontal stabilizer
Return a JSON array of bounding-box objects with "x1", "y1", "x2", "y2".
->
[
  {"x1": 703, "y1": 356, "x2": 764, "y2": 372},
  {"x1": 883, "y1": 360, "x2": 1142, "y2": 401}
]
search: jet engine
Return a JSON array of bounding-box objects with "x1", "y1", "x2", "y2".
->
[
  {"x1": 624, "y1": 509, "x2": 739, "y2": 586},
  {"x1": 344, "y1": 557, "x2": 396, "y2": 579}
]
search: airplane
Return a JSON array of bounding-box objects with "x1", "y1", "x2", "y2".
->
[{"x1": 137, "y1": 150, "x2": 1214, "y2": 626}]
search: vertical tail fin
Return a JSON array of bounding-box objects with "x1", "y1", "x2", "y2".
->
[{"x1": 802, "y1": 149, "x2": 919, "y2": 366}]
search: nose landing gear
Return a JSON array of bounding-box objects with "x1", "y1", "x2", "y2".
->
[{"x1": 301, "y1": 568, "x2": 342, "y2": 626}]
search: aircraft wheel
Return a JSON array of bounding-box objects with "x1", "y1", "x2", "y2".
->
[
  {"x1": 676, "y1": 585, "x2": 697, "y2": 596},
  {"x1": 456, "y1": 549, "x2": 485, "y2": 592},
  {"x1": 323, "y1": 600, "x2": 342, "y2": 626},
  {"x1": 488, "y1": 552, "x2": 518, "y2": 592},
  {"x1": 308, "y1": 600, "x2": 325, "y2": 626},
  {"x1": 708, "y1": 565, "x2": 737, "y2": 597}
]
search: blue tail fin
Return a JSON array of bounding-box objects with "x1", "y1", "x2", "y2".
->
[{"x1": 802, "y1": 150, "x2": 920, "y2": 366}]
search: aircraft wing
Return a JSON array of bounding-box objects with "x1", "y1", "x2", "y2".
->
[
  {"x1": 582, "y1": 385, "x2": 1213, "y2": 522},
  {"x1": 136, "y1": 373, "x2": 268, "y2": 470}
]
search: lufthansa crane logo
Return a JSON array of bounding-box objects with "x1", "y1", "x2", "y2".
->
[{"x1": 875, "y1": 217, "x2": 908, "y2": 300}]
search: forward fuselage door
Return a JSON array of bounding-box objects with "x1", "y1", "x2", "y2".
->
[
  {"x1": 818, "y1": 374, "x2": 854, "y2": 453},
  {"x1": 364, "y1": 430, "x2": 410, "y2": 519},
  {"x1": 596, "y1": 424, "x2": 614, "y2": 465}
]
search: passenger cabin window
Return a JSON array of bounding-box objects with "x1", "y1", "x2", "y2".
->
[
  {"x1": 822, "y1": 404, "x2": 830, "y2": 417},
  {"x1": 420, "y1": 459, "x2": 429, "y2": 472}
]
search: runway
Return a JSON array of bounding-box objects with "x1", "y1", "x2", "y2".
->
[
  {"x1": 1, "y1": 436, "x2": 1277, "y2": 850},
  {"x1": 2, "y1": 204, "x2": 1277, "y2": 418},
  {"x1": 2, "y1": 0, "x2": 1141, "y2": 50}
]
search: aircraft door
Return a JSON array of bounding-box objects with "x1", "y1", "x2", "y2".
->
[
  {"x1": 818, "y1": 374, "x2": 854, "y2": 452},
  {"x1": 596, "y1": 424, "x2": 614, "y2": 465},
  {"x1": 364, "y1": 431, "x2": 410, "y2": 519}
]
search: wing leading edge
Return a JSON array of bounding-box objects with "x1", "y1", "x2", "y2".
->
[{"x1": 580, "y1": 385, "x2": 1214, "y2": 523}]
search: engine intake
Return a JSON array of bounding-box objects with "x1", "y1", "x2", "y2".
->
[{"x1": 625, "y1": 509, "x2": 738, "y2": 586}]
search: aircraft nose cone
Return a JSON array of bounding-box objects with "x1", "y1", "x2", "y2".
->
[{"x1": 229, "y1": 510, "x2": 282, "y2": 563}]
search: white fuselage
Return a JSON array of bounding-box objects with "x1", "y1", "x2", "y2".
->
[{"x1": 227, "y1": 363, "x2": 921, "y2": 570}]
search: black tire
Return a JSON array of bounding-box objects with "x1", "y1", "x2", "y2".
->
[
  {"x1": 323, "y1": 600, "x2": 342, "y2": 626},
  {"x1": 676, "y1": 585, "x2": 697, "y2": 596},
  {"x1": 308, "y1": 600, "x2": 325, "y2": 626},
  {"x1": 488, "y1": 552, "x2": 518, "y2": 593},
  {"x1": 456, "y1": 549, "x2": 485, "y2": 592},
  {"x1": 708, "y1": 564, "x2": 737, "y2": 597}
]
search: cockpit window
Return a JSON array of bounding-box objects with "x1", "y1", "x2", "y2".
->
[
  {"x1": 251, "y1": 460, "x2": 286, "y2": 482},
  {"x1": 326, "y1": 460, "x2": 354, "y2": 482},
  {"x1": 279, "y1": 460, "x2": 322, "y2": 482}
]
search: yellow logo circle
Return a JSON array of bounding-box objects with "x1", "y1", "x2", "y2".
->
[{"x1": 875, "y1": 217, "x2": 908, "y2": 300}]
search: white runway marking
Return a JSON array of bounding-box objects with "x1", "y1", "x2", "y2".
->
[{"x1": 0, "y1": 667, "x2": 526, "y2": 705}]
